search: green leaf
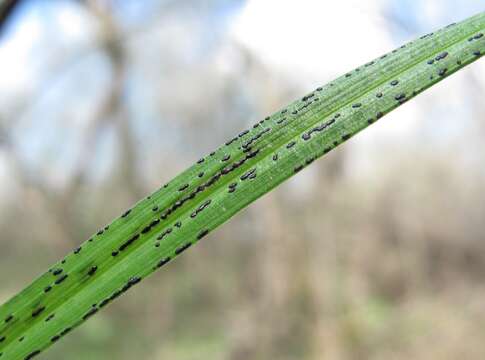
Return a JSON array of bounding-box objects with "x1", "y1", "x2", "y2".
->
[{"x1": 1, "y1": 11, "x2": 484, "y2": 360}]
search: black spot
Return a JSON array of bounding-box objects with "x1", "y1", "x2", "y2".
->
[
  {"x1": 45, "y1": 314, "x2": 55, "y2": 322},
  {"x1": 55, "y1": 274, "x2": 68, "y2": 285},
  {"x1": 175, "y1": 243, "x2": 192, "y2": 255},
  {"x1": 74, "y1": 247, "x2": 82, "y2": 254},
  {"x1": 82, "y1": 307, "x2": 98, "y2": 321},
  {"x1": 474, "y1": 33, "x2": 483, "y2": 39},
  {"x1": 61, "y1": 328, "x2": 71, "y2": 336},
  {"x1": 112, "y1": 251, "x2": 119, "y2": 257},
  {"x1": 4, "y1": 315, "x2": 13, "y2": 323},
  {"x1": 427, "y1": 59, "x2": 434, "y2": 65},
  {"x1": 294, "y1": 165, "x2": 304, "y2": 173},
  {"x1": 473, "y1": 50, "x2": 481, "y2": 56},
  {"x1": 367, "y1": 118, "x2": 375, "y2": 124},
  {"x1": 121, "y1": 209, "x2": 132, "y2": 218},
  {"x1": 19, "y1": 336, "x2": 24, "y2": 342},
  {"x1": 352, "y1": 103, "x2": 362, "y2": 108},
  {"x1": 88, "y1": 266, "x2": 98, "y2": 276},
  {"x1": 51, "y1": 335, "x2": 60, "y2": 343},
  {"x1": 222, "y1": 154, "x2": 231, "y2": 162},
  {"x1": 273, "y1": 154, "x2": 278, "y2": 161},
  {"x1": 155, "y1": 257, "x2": 171, "y2": 269},
  {"x1": 390, "y1": 80, "x2": 399, "y2": 86},
  {"x1": 52, "y1": 268, "x2": 63, "y2": 276},
  {"x1": 342, "y1": 134, "x2": 351, "y2": 141},
  {"x1": 178, "y1": 184, "x2": 189, "y2": 192},
  {"x1": 197, "y1": 229, "x2": 209, "y2": 240},
  {"x1": 24, "y1": 351, "x2": 41, "y2": 360},
  {"x1": 175, "y1": 221, "x2": 182, "y2": 228},
  {"x1": 286, "y1": 141, "x2": 296, "y2": 149},
  {"x1": 197, "y1": 158, "x2": 205, "y2": 164},
  {"x1": 376, "y1": 111, "x2": 383, "y2": 119},
  {"x1": 376, "y1": 92, "x2": 383, "y2": 98},
  {"x1": 198, "y1": 172, "x2": 204, "y2": 178},
  {"x1": 238, "y1": 130, "x2": 249, "y2": 137},
  {"x1": 44, "y1": 285, "x2": 52, "y2": 293},
  {"x1": 32, "y1": 306, "x2": 46, "y2": 318},
  {"x1": 435, "y1": 51, "x2": 448, "y2": 61},
  {"x1": 0, "y1": 336, "x2": 5, "y2": 343},
  {"x1": 394, "y1": 93, "x2": 406, "y2": 101},
  {"x1": 438, "y1": 68, "x2": 447, "y2": 76}
]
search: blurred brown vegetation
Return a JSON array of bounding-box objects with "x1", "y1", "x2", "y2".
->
[{"x1": 1, "y1": 1, "x2": 485, "y2": 359}]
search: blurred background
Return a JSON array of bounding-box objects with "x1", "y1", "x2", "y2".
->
[{"x1": 0, "y1": 0, "x2": 485, "y2": 359}]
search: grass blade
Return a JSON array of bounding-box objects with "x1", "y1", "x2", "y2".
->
[{"x1": 0, "y1": 11, "x2": 484, "y2": 360}]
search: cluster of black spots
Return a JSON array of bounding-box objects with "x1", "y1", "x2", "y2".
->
[
  {"x1": 175, "y1": 242, "x2": 192, "y2": 255},
  {"x1": 82, "y1": 306, "x2": 98, "y2": 321},
  {"x1": 228, "y1": 183, "x2": 238, "y2": 194},
  {"x1": 87, "y1": 266, "x2": 98, "y2": 276},
  {"x1": 390, "y1": 80, "x2": 399, "y2": 86},
  {"x1": 73, "y1": 246, "x2": 82, "y2": 254},
  {"x1": 286, "y1": 141, "x2": 296, "y2": 149},
  {"x1": 190, "y1": 200, "x2": 212, "y2": 219},
  {"x1": 32, "y1": 306, "x2": 46, "y2": 318},
  {"x1": 376, "y1": 92, "x2": 383, "y2": 98},
  {"x1": 197, "y1": 229, "x2": 210, "y2": 240},
  {"x1": 468, "y1": 33, "x2": 483, "y2": 41},
  {"x1": 178, "y1": 184, "x2": 189, "y2": 192},
  {"x1": 222, "y1": 154, "x2": 231, "y2": 162},
  {"x1": 294, "y1": 165, "x2": 304, "y2": 173},
  {"x1": 119, "y1": 233, "x2": 140, "y2": 252},
  {"x1": 438, "y1": 68, "x2": 448, "y2": 77},
  {"x1": 158, "y1": 148, "x2": 261, "y2": 223},
  {"x1": 473, "y1": 50, "x2": 481, "y2": 56},
  {"x1": 121, "y1": 209, "x2": 132, "y2": 218},
  {"x1": 44, "y1": 285, "x2": 52, "y2": 293},
  {"x1": 24, "y1": 350, "x2": 41, "y2": 360},
  {"x1": 155, "y1": 257, "x2": 171, "y2": 270},
  {"x1": 157, "y1": 228, "x2": 173, "y2": 241},
  {"x1": 394, "y1": 93, "x2": 406, "y2": 101},
  {"x1": 301, "y1": 118, "x2": 336, "y2": 141},
  {"x1": 4, "y1": 315, "x2": 13, "y2": 324},
  {"x1": 45, "y1": 314, "x2": 55, "y2": 322},
  {"x1": 54, "y1": 274, "x2": 68, "y2": 285},
  {"x1": 241, "y1": 168, "x2": 256, "y2": 181}
]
